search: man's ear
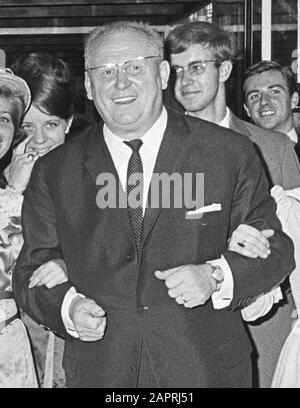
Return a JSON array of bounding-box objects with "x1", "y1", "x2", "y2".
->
[
  {"x1": 85, "y1": 71, "x2": 93, "y2": 101},
  {"x1": 219, "y1": 60, "x2": 233, "y2": 83},
  {"x1": 291, "y1": 91, "x2": 299, "y2": 110},
  {"x1": 160, "y1": 60, "x2": 170, "y2": 90},
  {"x1": 243, "y1": 102, "x2": 251, "y2": 118}
]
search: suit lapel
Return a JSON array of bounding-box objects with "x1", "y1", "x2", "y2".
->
[
  {"x1": 142, "y1": 110, "x2": 194, "y2": 247},
  {"x1": 294, "y1": 131, "x2": 300, "y2": 162},
  {"x1": 229, "y1": 110, "x2": 251, "y2": 137},
  {"x1": 83, "y1": 112, "x2": 194, "y2": 255},
  {"x1": 84, "y1": 125, "x2": 134, "y2": 241}
]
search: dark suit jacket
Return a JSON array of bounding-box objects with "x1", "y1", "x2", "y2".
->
[
  {"x1": 293, "y1": 129, "x2": 300, "y2": 163},
  {"x1": 13, "y1": 108, "x2": 295, "y2": 388},
  {"x1": 229, "y1": 111, "x2": 300, "y2": 189}
]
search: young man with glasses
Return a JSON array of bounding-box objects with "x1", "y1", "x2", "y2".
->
[{"x1": 165, "y1": 21, "x2": 300, "y2": 388}]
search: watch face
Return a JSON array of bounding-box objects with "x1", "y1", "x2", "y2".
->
[{"x1": 212, "y1": 266, "x2": 224, "y2": 283}]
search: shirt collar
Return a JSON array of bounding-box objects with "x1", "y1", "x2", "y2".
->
[
  {"x1": 218, "y1": 107, "x2": 231, "y2": 128},
  {"x1": 103, "y1": 107, "x2": 167, "y2": 150},
  {"x1": 185, "y1": 107, "x2": 230, "y2": 128},
  {"x1": 287, "y1": 127, "x2": 298, "y2": 144}
]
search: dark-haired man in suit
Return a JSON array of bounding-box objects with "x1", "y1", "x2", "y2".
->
[{"x1": 243, "y1": 60, "x2": 300, "y2": 163}]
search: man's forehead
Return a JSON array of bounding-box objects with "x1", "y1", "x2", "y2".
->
[
  {"x1": 89, "y1": 30, "x2": 157, "y2": 63},
  {"x1": 170, "y1": 43, "x2": 215, "y2": 64},
  {"x1": 245, "y1": 70, "x2": 288, "y2": 91}
]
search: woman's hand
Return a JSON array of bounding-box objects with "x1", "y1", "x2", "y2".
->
[
  {"x1": 228, "y1": 224, "x2": 274, "y2": 258},
  {"x1": 28, "y1": 259, "x2": 68, "y2": 289},
  {"x1": 6, "y1": 135, "x2": 38, "y2": 193}
]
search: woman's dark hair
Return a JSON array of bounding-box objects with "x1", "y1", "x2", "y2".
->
[{"x1": 11, "y1": 52, "x2": 75, "y2": 120}]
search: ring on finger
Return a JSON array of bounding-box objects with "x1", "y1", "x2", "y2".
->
[
  {"x1": 27, "y1": 153, "x2": 35, "y2": 160},
  {"x1": 237, "y1": 239, "x2": 246, "y2": 248}
]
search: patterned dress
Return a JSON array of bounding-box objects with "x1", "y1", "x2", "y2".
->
[{"x1": 0, "y1": 187, "x2": 38, "y2": 388}]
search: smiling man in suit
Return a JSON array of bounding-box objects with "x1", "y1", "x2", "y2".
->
[
  {"x1": 243, "y1": 61, "x2": 300, "y2": 163},
  {"x1": 13, "y1": 21, "x2": 295, "y2": 388}
]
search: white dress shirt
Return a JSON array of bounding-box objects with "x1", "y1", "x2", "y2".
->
[
  {"x1": 218, "y1": 107, "x2": 231, "y2": 128},
  {"x1": 62, "y1": 107, "x2": 234, "y2": 336},
  {"x1": 287, "y1": 127, "x2": 298, "y2": 144},
  {"x1": 103, "y1": 107, "x2": 167, "y2": 215}
]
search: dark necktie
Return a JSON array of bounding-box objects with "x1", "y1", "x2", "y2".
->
[{"x1": 124, "y1": 139, "x2": 144, "y2": 255}]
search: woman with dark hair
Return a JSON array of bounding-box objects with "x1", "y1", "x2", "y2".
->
[
  {"x1": 0, "y1": 68, "x2": 38, "y2": 387},
  {"x1": 9, "y1": 52, "x2": 74, "y2": 177},
  {"x1": 4, "y1": 53, "x2": 77, "y2": 387}
]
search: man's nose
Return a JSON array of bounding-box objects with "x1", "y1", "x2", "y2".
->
[
  {"x1": 115, "y1": 69, "x2": 131, "y2": 90},
  {"x1": 180, "y1": 68, "x2": 194, "y2": 86},
  {"x1": 260, "y1": 92, "x2": 272, "y2": 106}
]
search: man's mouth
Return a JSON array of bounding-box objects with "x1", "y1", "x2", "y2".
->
[
  {"x1": 260, "y1": 110, "x2": 275, "y2": 118},
  {"x1": 113, "y1": 96, "x2": 137, "y2": 105},
  {"x1": 182, "y1": 90, "x2": 199, "y2": 97}
]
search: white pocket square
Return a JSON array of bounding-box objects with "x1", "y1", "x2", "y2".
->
[{"x1": 186, "y1": 203, "x2": 222, "y2": 215}]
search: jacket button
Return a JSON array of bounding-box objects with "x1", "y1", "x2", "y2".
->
[
  {"x1": 138, "y1": 305, "x2": 149, "y2": 312},
  {"x1": 126, "y1": 253, "x2": 135, "y2": 262}
]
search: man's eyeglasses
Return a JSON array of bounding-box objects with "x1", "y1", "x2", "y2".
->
[
  {"x1": 173, "y1": 60, "x2": 217, "y2": 78},
  {"x1": 86, "y1": 55, "x2": 161, "y2": 80}
]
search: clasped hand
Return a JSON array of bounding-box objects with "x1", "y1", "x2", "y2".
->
[
  {"x1": 155, "y1": 224, "x2": 274, "y2": 309},
  {"x1": 155, "y1": 263, "x2": 216, "y2": 308},
  {"x1": 69, "y1": 297, "x2": 107, "y2": 342},
  {"x1": 28, "y1": 260, "x2": 106, "y2": 342}
]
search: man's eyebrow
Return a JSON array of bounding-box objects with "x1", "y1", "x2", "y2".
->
[
  {"x1": 171, "y1": 59, "x2": 208, "y2": 67},
  {"x1": 246, "y1": 83, "x2": 287, "y2": 98},
  {"x1": 246, "y1": 89, "x2": 260, "y2": 98},
  {"x1": 267, "y1": 83, "x2": 287, "y2": 91}
]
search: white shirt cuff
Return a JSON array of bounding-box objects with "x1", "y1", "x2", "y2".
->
[
  {"x1": 241, "y1": 287, "x2": 283, "y2": 321},
  {"x1": 208, "y1": 256, "x2": 233, "y2": 309},
  {"x1": 61, "y1": 286, "x2": 85, "y2": 338}
]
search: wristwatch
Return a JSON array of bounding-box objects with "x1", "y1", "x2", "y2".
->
[{"x1": 208, "y1": 264, "x2": 224, "y2": 292}]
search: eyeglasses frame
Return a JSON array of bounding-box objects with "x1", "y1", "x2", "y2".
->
[
  {"x1": 86, "y1": 55, "x2": 161, "y2": 77},
  {"x1": 173, "y1": 59, "x2": 219, "y2": 78}
]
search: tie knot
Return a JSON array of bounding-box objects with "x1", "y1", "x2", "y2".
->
[{"x1": 124, "y1": 139, "x2": 143, "y2": 152}]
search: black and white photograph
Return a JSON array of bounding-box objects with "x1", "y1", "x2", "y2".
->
[{"x1": 0, "y1": 0, "x2": 299, "y2": 394}]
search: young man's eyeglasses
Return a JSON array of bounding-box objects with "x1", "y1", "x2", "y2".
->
[
  {"x1": 86, "y1": 55, "x2": 160, "y2": 80},
  {"x1": 173, "y1": 60, "x2": 217, "y2": 78}
]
